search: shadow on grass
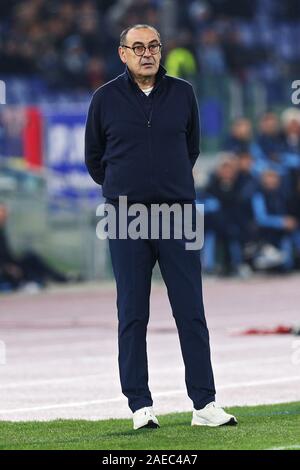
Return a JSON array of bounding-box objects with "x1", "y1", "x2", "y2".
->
[{"x1": 9, "y1": 422, "x2": 192, "y2": 448}]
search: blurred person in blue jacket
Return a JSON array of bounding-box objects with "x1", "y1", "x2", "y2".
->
[
  {"x1": 235, "y1": 151, "x2": 259, "y2": 258},
  {"x1": 280, "y1": 108, "x2": 300, "y2": 155},
  {"x1": 288, "y1": 169, "x2": 300, "y2": 269},
  {"x1": 197, "y1": 28, "x2": 226, "y2": 76},
  {"x1": 252, "y1": 169, "x2": 300, "y2": 272},
  {"x1": 278, "y1": 109, "x2": 300, "y2": 198},
  {"x1": 201, "y1": 154, "x2": 246, "y2": 275},
  {"x1": 223, "y1": 117, "x2": 264, "y2": 162},
  {"x1": 256, "y1": 112, "x2": 282, "y2": 162}
]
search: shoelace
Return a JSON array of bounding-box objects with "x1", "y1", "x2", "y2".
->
[{"x1": 206, "y1": 402, "x2": 222, "y2": 410}]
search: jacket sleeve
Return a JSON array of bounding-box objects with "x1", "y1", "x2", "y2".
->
[
  {"x1": 84, "y1": 95, "x2": 106, "y2": 185},
  {"x1": 186, "y1": 86, "x2": 200, "y2": 168},
  {"x1": 252, "y1": 193, "x2": 285, "y2": 229}
]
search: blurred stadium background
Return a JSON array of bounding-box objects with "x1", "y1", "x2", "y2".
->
[
  {"x1": 1, "y1": 0, "x2": 300, "y2": 282},
  {"x1": 1, "y1": 0, "x2": 300, "y2": 428}
]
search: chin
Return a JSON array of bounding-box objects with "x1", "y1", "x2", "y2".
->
[
  {"x1": 140, "y1": 66, "x2": 158, "y2": 75},
  {"x1": 141, "y1": 72, "x2": 155, "y2": 77}
]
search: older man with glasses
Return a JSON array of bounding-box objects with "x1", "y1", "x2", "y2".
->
[{"x1": 85, "y1": 24, "x2": 237, "y2": 430}]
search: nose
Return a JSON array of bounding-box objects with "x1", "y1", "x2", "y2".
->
[{"x1": 143, "y1": 47, "x2": 152, "y2": 57}]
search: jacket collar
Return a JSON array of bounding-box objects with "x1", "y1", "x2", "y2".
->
[{"x1": 124, "y1": 63, "x2": 167, "y2": 91}]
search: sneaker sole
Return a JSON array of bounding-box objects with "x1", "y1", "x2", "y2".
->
[
  {"x1": 134, "y1": 420, "x2": 160, "y2": 430},
  {"x1": 191, "y1": 417, "x2": 237, "y2": 427}
]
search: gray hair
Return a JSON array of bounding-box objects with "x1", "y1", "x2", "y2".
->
[
  {"x1": 281, "y1": 107, "x2": 300, "y2": 128},
  {"x1": 120, "y1": 24, "x2": 161, "y2": 46}
]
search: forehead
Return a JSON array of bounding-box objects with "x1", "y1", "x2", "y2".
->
[
  {"x1": 126, "y1": 28, "x2": 159, "y2": 45},
  {"x1": 221, "y1": 161, "x2": 235, "y2": 169}
]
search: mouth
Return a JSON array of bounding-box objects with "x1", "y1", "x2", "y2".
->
[{"x1": 141, "y1": 63, "x2": 154, "y2": 67}]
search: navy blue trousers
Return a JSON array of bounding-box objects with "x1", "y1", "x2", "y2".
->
[{"x1": 108, "y1": 205, "x2": 216, "y2": 413}]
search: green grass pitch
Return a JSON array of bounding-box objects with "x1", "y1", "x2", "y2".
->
[{"x1": 0, "y1": 402, "x2": 299, "y2": 450}]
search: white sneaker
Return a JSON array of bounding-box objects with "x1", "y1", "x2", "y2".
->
[
  {"x1": 254, "y1": 244, "x2": 285, "y2": 270},
  {"x1": 133, "y1": 406, "x2": 160, "y2": 430},
  {"x1": 191, "y1": 402, "x2": 237, "y2": 427},
  {"x1": 20, "y1": 282, "x2": 43, "y2": 294}
]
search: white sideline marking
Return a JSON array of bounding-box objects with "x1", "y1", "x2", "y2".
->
[
  {"x1": 0, "y1": 374, "x2": 111, "y2": 389},
  {"x1": 4, "y1": 335, "x2": 290, "y2": 356},
  {"x1": 1, "y1": 375, "x2": 300, "y2": 414},
  {"x1": 266, "y1": 445, "x2": 300, "y2": 450},
  {"x1": 218, "y1": 375, "x2": 300, "y2": 390}
]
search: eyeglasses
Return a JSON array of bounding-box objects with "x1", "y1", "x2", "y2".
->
[{"x1": 121, "y1": 43, "x2": 162, "y2": 56}]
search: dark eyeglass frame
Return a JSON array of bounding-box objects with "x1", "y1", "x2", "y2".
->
[{"x1": 121, "y1": 43, "x2": 162, "y2": 56}]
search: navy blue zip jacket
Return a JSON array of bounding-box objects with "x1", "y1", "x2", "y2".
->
[{"x1": 84, "y1": 64, "x2": 200, "y2": 203}]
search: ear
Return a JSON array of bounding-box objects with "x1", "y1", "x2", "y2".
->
[{"x1": 118, "y1": 46, "x2": 127, "y2": 64}]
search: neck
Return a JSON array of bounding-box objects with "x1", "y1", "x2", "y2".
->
[{"x1": 134, "y1": 75, "x2": 156, "y2": 90}]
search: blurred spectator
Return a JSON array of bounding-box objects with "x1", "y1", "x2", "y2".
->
[
  {"x1": 61, "y1": 35, "x2": 89, "y2": 89},
  {"x1": 256, "y1": 112, "x2": 282, "y2": 161},
  {"x1": 236, "y1": 151, "x2": 259, "y2": 252},
  {"x1": 86, "y1": 56, "x2": 107, "y2": 90},
  {"x1": 199, "y1": 107, "x2": 300, "y2": 276},
  {"x1": 280, "y1": 108, "x2": 300, "y2": 155},
  {"x1": 223, "y1": 118, "x2": 253, "y2": 153},
  {"x1": 197, "y1": 28, "x2": 226, "y2": 75},
  {"x1": 221, "y1": 28, "x2": 251, "y2": 80},
  {"x1": 252, "y1": 170, "x2": 300, "y2": 271},
  {"x1": 201, "y1": 154, "x2": 245, "y2": 276},
  {"x1": 164, "y1": 31, "x2": 198, "y2": 80},
  {"x1": 289, "y1": 169, "x2": 300, "y2": 218},
  {"x1": 0, "y1": 203, "x2": 74, "y2": 292},
  {"x1": 0, "y1": 0, "x2": 112, "y2": 91},
  {"x1": 2, "y1": 0, "x2": 300, "y2": 279},
  {"x1": 1, "y1": 0, "x2": 300, "y2": 97},
  {"x1": 186, "y1": 1, "x2": 212, "y2": 33}
]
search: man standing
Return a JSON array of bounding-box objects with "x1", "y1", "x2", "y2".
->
[{"x1": 85, "y1": 24, "x2": 237, "y2": 429}]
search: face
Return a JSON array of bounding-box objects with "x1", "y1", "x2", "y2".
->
[
  {"x1": 285, "y1": 119, "x2": 300, "y2": 136},
  {"x1": 261, "y1": 171, "x2": 280, "y2": 190},
  {"x1": 232, "y1": 118, "x2": 252, "y2": 140},
  {"x1": 217, "y1": 160, "x2": 238, "y2": 182},
  {"x1": 259, "y1": 113, "x2": 279, "y2": 135},
  {"x1": 238, "y1": 152, "x2": 253, "y2": 172},
  {"x1": 118, "y1": 27, "x2": 161, "y2": 80}
]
